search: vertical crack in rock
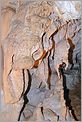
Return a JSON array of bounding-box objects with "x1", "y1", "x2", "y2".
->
[
  {"x1": 24, "y1": 69, "x2": 32, "y2": 97},
  {"x1": 47, "y1": 52, "x2": 52, "y2": 89},
  {"x1": 42, "y1": 32, "x2": 46, "y2": 50},
  {"x1": 57, "y1": 115, "x2": 59, "y2": 121},
  {"x1": 41, "y1": 106, "x2": 44, "y2": 118},
  {"x1": 19, "y1": 69, "x2": 25, "y2": 100},
  {"x1": 50, "y1": 28, "x2": 58, "y2": 38},
  {"x1": 67, "y1": 38, "x2": 75, "y2": 70},
  {"x1": 39, "y1": 81, "x2": 43, "y2": 88},
  {"x1": 8, "y1": 54, "x2": 14, "y2": 77},
  {"x1": 18, "y1": 69, "x2": 32, "y2": 121},
  {"x1": 46, "y1": 30, "x2": 57, "y2": 89},
  {"x1": 75, "y1": 52, "x2": 80, "y2": 64},
  {"x1": 59, "y1": 63, "x2": 78, "y2": 121},
  {"x1": 50, "y1": 35, "x2": 55, "y2": 60}
]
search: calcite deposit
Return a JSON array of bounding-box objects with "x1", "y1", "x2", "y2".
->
[{"x1": 0, "y1": 0, "x2": 81, "y2": 121}]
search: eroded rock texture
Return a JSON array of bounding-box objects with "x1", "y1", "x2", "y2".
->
[{"x1": 0, "y1": 0, "x2": 81, "y2": 121}]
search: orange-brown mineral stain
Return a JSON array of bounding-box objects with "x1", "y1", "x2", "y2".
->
[{"x1": 33, "y1": 50, "x2": 47, "y2": 68}]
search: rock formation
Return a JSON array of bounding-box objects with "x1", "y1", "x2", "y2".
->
[{"x1": 0, "y1": 0, "x2": 81, "y2": 121}]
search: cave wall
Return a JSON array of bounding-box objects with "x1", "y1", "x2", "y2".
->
[{"x1": 0, "y1": 0, "x2": 81, "y2": 121}]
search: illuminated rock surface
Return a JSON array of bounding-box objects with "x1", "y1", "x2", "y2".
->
[{"x1": 0, "y1": 0, "x2": 81, "y2": 121}]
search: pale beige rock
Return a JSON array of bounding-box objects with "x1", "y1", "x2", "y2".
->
[
  {"x1": 1, "y1": 7, "x2": 15, "y2": 41},
  {"x1": 27, "y1": 1, "x2": 53, "y2": 17}
]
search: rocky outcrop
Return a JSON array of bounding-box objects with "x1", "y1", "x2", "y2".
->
[{"x1": 1, "y1": 0, "x2": 81, "y2": 121}]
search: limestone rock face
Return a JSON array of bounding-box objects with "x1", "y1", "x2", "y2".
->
[{"x1": 1, "y1": 0, "x2": 81, "y2": 121}]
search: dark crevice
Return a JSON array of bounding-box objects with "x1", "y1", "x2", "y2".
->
[
  {"x1": 24, "y1": 69, "x2": 32, "y2": 96},
  {"x1": 12, "y1": 54, "x2": 14, "y2": 63},
  {"x1": 49, "y1": 28, "x2": 58, "y2": 38},
  {"x1": 18, "y1": 97, "x2": 29, "y2": 121},
  {"x1": 58, "y1": 63, "x2": 79, "y2": 121},
  {"x1": 51, "y1": 36, "x2": 55, "y2": 60},
  {"x1": 76, "y1": 53, "x2": 78, "y2": 64},
  {"x1": 18, "y1": 69, "x2": 32, "y2": 121},
  {"x1": 58, "y1": 62, "x2": 66, "y2": 79},
  {"x1": 8, "y1": 69, "x2": 12, "y2": 77},
  {"x1": 19, "y1": 69, "x2": 26, "y2": 100},
  {"x1": 57, "y1": 115, "x2": 59, "y2": 121},
  {"x1": 8, "y1": 54, "x2": 14, "y2": 76},
  {"x1": 75, "y1": 52, "x2": 80, "y2": 64},
  {"x1": 67, "y1": 38, "x2": 75, "y2": 70},
  {"x1": 41, "y1": 106, "x2": 44, "y2": 118},
  {"x1": 47, "y1": 52, "x2": 52, "y2": 89},
  {"x1": 39, "y1": 82, "x2": 43, "y2": 88},
  {"x1": 42, "y1": 32, "x2": 46, "y2": 50}
]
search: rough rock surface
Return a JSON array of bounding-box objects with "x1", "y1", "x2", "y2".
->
[{"x1": 0, "y1": 0, "x2": 81, "y2": 121}]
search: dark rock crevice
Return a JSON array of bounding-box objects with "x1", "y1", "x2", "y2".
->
[
  {"x1": 18, "y1": 69, "x2": 32, "y2": 121},
  {"x1": 59, "y1": 63, "x2": 79, "y2": 121},
  {"x1": 47, "y1": 52, "x2": 52, "y2": 89},
  {"x1": 67, "y1": 38, "x2": 75, "y2": 70}
]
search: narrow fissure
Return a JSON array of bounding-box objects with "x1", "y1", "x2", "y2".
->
[
  {"x1": 19, "y1": 69, "x2": 25, "y2": 100},
  {"x1": 49, "y1": 28, "x2": 58, "y2": 38},
  {"x1": 8, "y1": 54, "x2": 14, "y2": 77},
  {"x1": 18, "y1": 69, "x2": 32, "y2": 121},
  {"x1": 42, "y1": 32, "x2": 46, "y2": 50},
  {"x1": 41, "y1": 106, "x2": 44, "y2": 118},
  {"x1": 59, "y1": 63, "x2": 78, "y2": 121},
  {"x1": 47, "y1": 52, "x2": 52, "y2": 89},
  {"x1": 67, "y1": 38, "x2": 75, "y2": 70},
  {"x1": 51, "y1": 35, "x2": 55, "y2": 60},
  {"x1": 39, "y1": 81, "x2": 42, "y2": 88},
  {"x1": 75, "y1": 52, "x2": 80, "y2": 64}
]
